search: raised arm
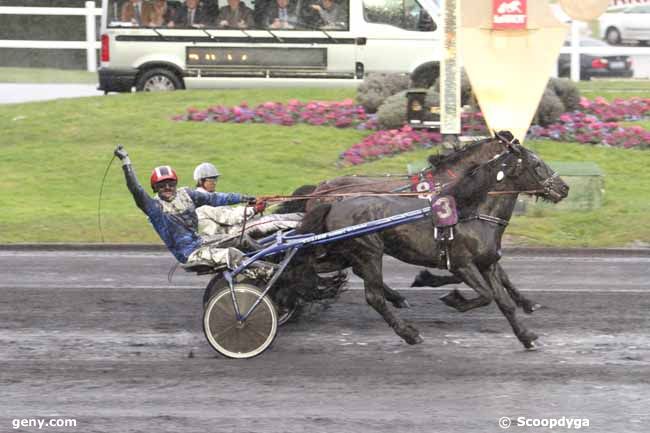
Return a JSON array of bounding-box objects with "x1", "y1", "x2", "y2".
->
[{"x1": 114, "y1": 145, "x2": 155, "y2": 213}]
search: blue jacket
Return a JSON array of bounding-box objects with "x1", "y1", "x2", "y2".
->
[{"x1": 122, "y1": 163, "x2": 244, "y2": 263}]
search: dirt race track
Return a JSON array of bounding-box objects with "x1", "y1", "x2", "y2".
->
[{"x1": 1, "y1": 248, "x2": 649, "y2": 433}]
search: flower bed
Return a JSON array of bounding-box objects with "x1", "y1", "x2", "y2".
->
[
  {"x1": 174, "y1": 98, "x2": 378, "y2": 130},
  {"x1": 528, "y1": 97, "x2": 650, "y2": 149},
  {"x1": 176, "y1": 96, "x2": 650, "y2": 165}
]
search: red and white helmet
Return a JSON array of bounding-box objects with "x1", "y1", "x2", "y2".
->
[{"x1": 150, "y1": 165, "x2": 178, "y2": 189}]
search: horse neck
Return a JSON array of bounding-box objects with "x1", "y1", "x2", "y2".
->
[
  {"x1": 479, "y1": 194, "x2": 518, "y2": 223},
  {"x1": 478, "y1": 174, "x2": 520, "y2": 223},
  {"x1": 428, "y1": 141, "x2": 506, "y2": 186}
]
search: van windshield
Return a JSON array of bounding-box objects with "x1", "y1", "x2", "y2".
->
[{"x1": 107, "y1": 0, "x2": 351, "y2": 31}]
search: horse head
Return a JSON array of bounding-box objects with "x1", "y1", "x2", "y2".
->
[{"x1": 496, "y1": 136, "x2": 569, "y2": 203}]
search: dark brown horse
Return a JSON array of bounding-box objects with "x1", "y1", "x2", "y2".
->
[
  {"x1": 276, "y1": 133, "x2": 559, "y2": 314},
  {"x1": 291, "y1": 139, "x2": 568, "y2": 348}
]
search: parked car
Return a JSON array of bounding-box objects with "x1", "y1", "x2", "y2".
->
[
  {"x1": 599, "y1": 4, "x2": 650, "y2": 45},
  {"x1": 558, "y1": 38, "x2": 633, "y2": 80}
]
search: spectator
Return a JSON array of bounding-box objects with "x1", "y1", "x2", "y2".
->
[
  {"x1": 170, "y1": 0, "x2": 208, "y2": 27},
  {"x1": 121, "y1": 0, "x2": 153, "y2": 26},
  {"x1": 217, "y1": 0, "x2": 255, "y2": 29},
  {"x1": 146, "y1": 0, "x2": 174, "y2": 27},
  {"x1": 309, "y1": 0, "x2": 347, "y2": 29},
  {"x1": 264, "y1": 0, "x2": 299, "y2": 29}
]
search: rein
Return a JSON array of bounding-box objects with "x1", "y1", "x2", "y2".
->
[{"x1": 259, "y1": 189, "x2": 544, "y2": 203}]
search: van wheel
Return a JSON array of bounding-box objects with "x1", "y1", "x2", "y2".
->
[
  {"x1": 606, "y1": 28, "x2": 621, "y2": 45},
  {"x1": 136, "y1": 68, "x2": 182, "y2": 92}
]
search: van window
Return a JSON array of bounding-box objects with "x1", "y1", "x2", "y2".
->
[
  {"x1": 107, "y1": 0, "x2": 350, "y2": 31},
  {"x1": 363, "y1": 0, "x2": 434, "y2": 31}
]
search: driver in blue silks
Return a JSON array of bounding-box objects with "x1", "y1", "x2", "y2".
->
[{"x1": 113, "y1": 145, "x2": 274, "y2": 278}]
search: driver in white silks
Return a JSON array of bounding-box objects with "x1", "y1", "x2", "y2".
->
[{"x1": 193, "y1": 162, "x2": 303, "y2": 250}]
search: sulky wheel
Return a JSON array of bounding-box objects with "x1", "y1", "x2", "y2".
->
[
  {"x1": 203, "y1": 275, "x2": 298, "y2": 327},
  {"x1": 203, "y1": 283, "x2": 278, "y2": 359}
]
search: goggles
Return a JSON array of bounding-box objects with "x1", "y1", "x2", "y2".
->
[{"x1": 156, "y1": 180, "x2": 177, "y2": 189}]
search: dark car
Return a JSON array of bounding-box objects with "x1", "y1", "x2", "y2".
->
[{"x1": 558, "y1": 38, "x2": 634, "y2": 81}]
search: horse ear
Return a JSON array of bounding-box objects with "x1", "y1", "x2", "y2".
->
[
  {"x1": 427, "y1": 154, "x2": 443, "y2": 167},
  {"x1": 495, "y1": 130, "x2": 514, "y2": 143}
]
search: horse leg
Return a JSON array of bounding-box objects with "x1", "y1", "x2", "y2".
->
[
  {"x1": 484, "y1": 266, "x2": 539, "y2": 349},
  {"x1": 495, "y1": 263, "x2": 541, "y2": 314},
  {"x1": 351, "y1": 253, "x2": 422, "y2": 345},
  {"x1": 445, "y1": 263, "x2": 493, "y2": 312},
  {"x1": 411, "y1": 269, "x2": 463, "y2": 287},
  {"x1": 383, "y1": 283, "x2": 410, "y2": 309}
]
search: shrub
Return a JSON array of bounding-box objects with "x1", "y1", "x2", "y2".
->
[
  {"x1": 548, "y1": 78, "x2": 581, "y2": 112},
  {"x1": 533, "y1": 88, "x2": 566, "y2": 126},
  {"x1": 376, "y1": 90, "x2": 409, "y2": 129},
  {"x1": 376, "y1": 87, "x2": 440, "y2": 130},
  {"x1": 356, "y1": 73, "x2": 411, "y2": 114}
]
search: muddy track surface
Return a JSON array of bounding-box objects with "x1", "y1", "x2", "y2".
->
[{"x1": 1, "y1": 250, "x2": 649, "y2": 433}]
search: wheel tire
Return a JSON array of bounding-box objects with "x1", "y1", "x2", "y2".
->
[
  {"x1": 606, "y1": 28, "x2": 621, "y2": 45},
  {"x1": 203, "y1": 283, "x2": 278, "y2": 359},
  {"x1": 203, "y1": 275, "x2": 299, "y2": 326},
  {"x1": 135, "y1": 68, "x2": 182, "y2": 92}
]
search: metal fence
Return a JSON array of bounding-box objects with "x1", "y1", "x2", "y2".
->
[{"x1": 0, "y1": 1, "x2": 100, "y2": 72}]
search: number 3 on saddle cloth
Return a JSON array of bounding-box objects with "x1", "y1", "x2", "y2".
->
[
  {"x1": 430, "y1": 196, "x2": 458, "y2": 270},
  {"x1": 411, "y1": 174, "x2": 458, "y2": 269}
]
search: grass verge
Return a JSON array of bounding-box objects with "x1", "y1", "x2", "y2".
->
[
  {"x1": 1, "y1": 88, "x2": 649, "y2": 247},
  {"x1": 577, "y1": 80, "x2": 650, "y2": 100}
]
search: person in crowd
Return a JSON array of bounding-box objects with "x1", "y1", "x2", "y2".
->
[
  {"x1": 263, "y1": 0, "x2": 298, "y2": 29},
  {"x1": 112, "y1": 146, "x2": 275, "y2": 278},
  {"x1": 201, "y1": 0, "x2": 221, "y2": 18},
  {"x1": 193, "y1": 162, "x2": 303, "y2": 245},
  {"x1": 216, "y1": 0, "x2": 255, "y2": 29},
  {"x1": 309, "y1": 0, "x2": 347, "y2": 29},
  {"x1": 121, "y1": 0, "x2": 153, "y2": 26},
  {"x1": 169, "y1": 0, "x2": 208, "y2": 27},
  {"x1": 146, "y1": 0, "x2": 173, "y2": 27}
]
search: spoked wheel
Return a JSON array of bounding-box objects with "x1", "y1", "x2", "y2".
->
[
  {"x1": 203, "y1": 283, "x2": 278, "y2": 359},
  {"x1": 203, "y1": 275, "x2": 298, "y2": 327}
]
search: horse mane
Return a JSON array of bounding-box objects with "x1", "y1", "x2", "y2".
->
[{"x1": 426, "y1": 136, "x2": 499, "y2": 170}]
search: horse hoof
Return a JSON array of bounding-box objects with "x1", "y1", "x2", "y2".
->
[
  {"x1": 522, "y1": 332, "x2": 539, "y2": 349},
  {"x1": 524, "y1": 340, "x2": 541, "y2": 351},
  {"x1": 401, "y1": 324, "x2": 423, "y2": 345},
  {"x1": 392, "y1": 299, "x2": 411, "y2": 309},
  {"x1": 439, "y1": 290, "x2": 463, "y2": 309},
  {"x1": 406, "y1": 334, "x2": 424, "y2": 345},
  {"x1": 523, "y1": 303, "x2": 542, "y2": 314}
]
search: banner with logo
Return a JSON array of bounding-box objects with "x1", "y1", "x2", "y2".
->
[{"x1": 493, "y1": 0, "x2": 527, "y2": 30}]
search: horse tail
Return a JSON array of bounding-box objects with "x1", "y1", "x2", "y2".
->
[
  {"x1": 274, "y1": 184, "x2": 317, "y2": 214},
  {"x1": 296, "y1": 203, "x2": 332, "y2": 234}
]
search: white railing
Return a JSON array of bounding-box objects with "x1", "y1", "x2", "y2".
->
[{"x1": 0, "y1": 1, "x2": 101, "y2": 72}]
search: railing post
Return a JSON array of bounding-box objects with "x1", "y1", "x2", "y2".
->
[
  {"x1": 570, "y1": 19, "x2": 581, "y2": 82},
  {"x1": 85, "y1": 1, "x2": 97, "y2": 72}
]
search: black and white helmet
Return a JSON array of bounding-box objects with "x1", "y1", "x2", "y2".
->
[{"x1": 193, "y1": 162, "x2": 220, "y2": 181}]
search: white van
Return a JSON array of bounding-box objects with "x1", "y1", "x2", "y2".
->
[{"x1": 98, "y1": 0, "x2": 441, "y2": 92}]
